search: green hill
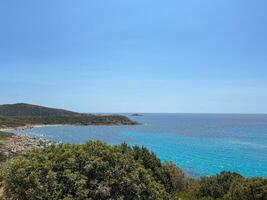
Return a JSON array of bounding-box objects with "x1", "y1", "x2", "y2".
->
[
  {"x1": 0, "y1": 103, "x2": 138, "y2": 128},
  {"x1": 0, "y1": 103, "x2": 82, "y2": 117}
]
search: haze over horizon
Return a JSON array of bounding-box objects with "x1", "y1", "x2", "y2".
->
[{"x1": 1, "y1": 0, "x2": 267, "y2": 113}]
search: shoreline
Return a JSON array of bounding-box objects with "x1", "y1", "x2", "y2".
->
[
  {"x1": 0, "y1": 122, "x2": 142, "y2": 135},
  {"x1": 0, "y1": 125, "x2": 62, "y2": 157},
  {"x1": 0, "y1": 128, "x2": 60, "y2": 160},
  {"x1": 0, "y1": 133, "x2": 55, "y2": 159},
  {"x1": 0, "y1": 124, "x2": 66, "y2": 133}
]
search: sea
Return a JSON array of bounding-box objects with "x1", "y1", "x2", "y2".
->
[{"x1": 14, "y1": 114, "x2": 267, "y2": 178}]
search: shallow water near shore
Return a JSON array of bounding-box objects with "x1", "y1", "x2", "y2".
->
[{"x1": 14, "y1": 114, "x2": 267, "y2": 178}]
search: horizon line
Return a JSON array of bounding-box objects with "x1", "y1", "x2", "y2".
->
[{"x1": 88, "y1": 112, "x2": 267, "y2": 115}]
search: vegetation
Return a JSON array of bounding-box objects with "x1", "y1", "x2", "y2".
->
[
  {"x1": 0, "y1": 103, "x2": 80, "y2": 117},
  {"x1": 0, "y1": 141, "x2": 266, "y2": 200},
  {"x1": 0, "y1": 103, "x2": 138, "y2": 128},
  {"x1": 224, "y1": 178, "x2": 267, "y2": 200},
  {"x1": 0, "y1": 115, "x2": 138, "y2": 128},
  {"x1": 197, "y1": 171, "x2": 242, "y2": 199},
  {"x1": 0, "y1": 142, "x2": 170, "y2": 200},
  {"x1": 0, "y1": 131, "x2": 13, "y2": 140}
]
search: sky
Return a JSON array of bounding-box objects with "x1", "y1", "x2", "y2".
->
[{"x1": 0, "y1": 0, "x2": 267, "y2": 113}]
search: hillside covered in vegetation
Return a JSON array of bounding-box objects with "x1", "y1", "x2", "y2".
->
[
  {"x1": 0, "y1": 141, "x2": 266, "y2": 200},
  {"x1": 0, "y1": 103, "x2": 138, "y2": 128}
]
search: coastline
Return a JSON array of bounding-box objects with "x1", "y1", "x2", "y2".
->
[
  {"x1": 0, "y1": 122, "x2": 139, "y2": 157},
  {"x1": 0, "y1": 124, "x2": 65, "y2": 133},
  {"x1": 0, "y1": 125, "x2": 60, "y2": 160},
  {"x1": 0, "y1": 121, "x2": 141, "y2": 134},
  {"x1": 0, "y1": 134, "x2": 54, "y2": 157}
]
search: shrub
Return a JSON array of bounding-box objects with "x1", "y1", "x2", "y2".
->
[
  {"x1": 198, "y1": 171, "x2": 242, "y2": 199},
  {"x1": 1, "y1": 142, "x2": 169, "y2": 200},
  {"x1": 131, "y1": 146, "x2": 187, "y2": 194},
  {"x1": 224, "y1": 177, "x2": 267, "y2": 200},
  {"x1": 161, "y1": 161, "x2": 187, "y2": 193}
]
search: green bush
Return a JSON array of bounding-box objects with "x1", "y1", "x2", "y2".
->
[
  {"x1": 1, "y1": 142, "x2": 170, "y2": 200},
  {"x1": 198, "y1": 171, "x2": 242, "y2": 199},
  {"x1": 223, "y1": 177, "x2": 267, "y2": 200},
  {"x1": 161, "y1": 161, "x2": 187, "y2": 193},
  {"x1": 131, "y1": 146, "x2": 187, "y2": 194}
]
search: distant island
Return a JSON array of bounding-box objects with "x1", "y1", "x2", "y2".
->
[
  {"x1": 131, "y1": 113, "x2": 143, "y2": 116},
  {"x1": 0, "y1": 103, "x2": 139, "y2": 129}
]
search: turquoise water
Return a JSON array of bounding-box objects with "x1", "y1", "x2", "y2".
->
[{"x1": 15, "y1": 114, "x2": 267, "y2": 178}]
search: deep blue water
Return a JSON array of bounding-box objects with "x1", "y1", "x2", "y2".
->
[{"x1": 15, "y1": 114, "x2": 267, "y2": 178}]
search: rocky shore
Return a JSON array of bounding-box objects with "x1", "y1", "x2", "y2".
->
[
  {"x1": 1, "y1": 134, "x2": 52, "y2": 157},
  {"x1": 0, "y1": 124, "x2": 64, "y2": 132},
  {"x1": 0, "y1": 130, "x2": 58, "y2": 164}
]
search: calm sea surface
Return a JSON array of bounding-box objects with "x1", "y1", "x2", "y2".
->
[{"x1": 15, "y1": 114, "x2": 267, "y2": 178}]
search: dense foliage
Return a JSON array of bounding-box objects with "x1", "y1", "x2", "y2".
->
[
  {"x1": 224, "y1": 177, "x2": 267, "y2": 200},
  {"x1": 0, "y1": 115, "x2": 137, "y2": 128},
  {"x1": 0, "y1": 141, "x2": 266, "y2": 200},
  {"x1": 198, "y1": 171, "x2": 242, "y2": 199},
  {"x1": 0, "y1": 142, "x2": 172, "y2": 199}
]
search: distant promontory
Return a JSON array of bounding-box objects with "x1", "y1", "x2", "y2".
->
[{"x1": 0, "y1": 103, "x2": 139, "y2": 129}]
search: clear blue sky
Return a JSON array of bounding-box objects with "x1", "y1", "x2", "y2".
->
[{"x1": 1, "y1": 0, "x2": 267, "y2": 113}]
